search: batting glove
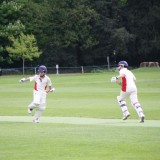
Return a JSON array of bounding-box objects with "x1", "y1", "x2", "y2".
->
[
  {"x1": 46, "y1": 88, "x2": 55, "y2": 93},
  {"x1": 19, "y1": 78, "x2": 25, "y2": 83},
  {"x1": 49, "y1": 88, "x2": 55, "y2": 92},
  {"x1": 111, "y1": 77, "x2": 117, "y2": 83}
]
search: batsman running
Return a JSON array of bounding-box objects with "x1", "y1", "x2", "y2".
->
[
  {"x1": 111, "y1": 61, "x2": 145, "y2": 123},
  {"x1": 19, "y1": 65, "x2": 55, "y2": 123}
]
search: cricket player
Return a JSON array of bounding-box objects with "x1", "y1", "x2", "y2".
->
[
  {"x1": 111, "y1": 61, "x2": 145, "y2": 122},
  {"x1": 19, "y1": 65, "x2": 55, "y2": 123}
]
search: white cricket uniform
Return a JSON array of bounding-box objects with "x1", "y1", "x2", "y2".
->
[
  {"x1": 119, "y1": 68, "x2": 138, "y2": 104},
  {"x1": 29, "y1": 75, "x2": 52, "y2": 105},
  {"x1": 117, "y1": 68, "x2": 145, "y2": 119}
]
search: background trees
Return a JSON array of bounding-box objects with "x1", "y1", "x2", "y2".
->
[
  {"x1": 123, "y1": 0, "x2": 160, "y2": 65},
  {"x1": 6, "y1": 32, "x2": 41, "y2": 75},
  {"x1": 0, "y1": 1, "x2": 25, "y2": 66},
  {"x1": 0, "y1": 0, "x2": 160, "y2": 68}
]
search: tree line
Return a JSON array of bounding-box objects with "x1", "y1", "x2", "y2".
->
[{"x1": 0, "y1": 0, "x2": 160, "y2": 68}]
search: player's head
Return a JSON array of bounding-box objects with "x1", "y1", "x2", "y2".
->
[
  {"x1": 38, "y1": 65, "x2": 47, "y2": 77},
  {"x1": 117, "y1": 61, "x2": 128, "y2": 70}
]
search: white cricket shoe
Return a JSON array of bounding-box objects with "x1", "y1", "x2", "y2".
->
[
  {"x1": 123, "y1": 114, "x2": 130, "y2": 120},
  {"x1": 28, "y1": 108, "x2": 33, "y2": 114},
  {"x1": 33, "y1": 118, "x2": 40, "y2": 123},
  {"x1": 140, "y1": 116, "x2": 144, "y2": 123}
]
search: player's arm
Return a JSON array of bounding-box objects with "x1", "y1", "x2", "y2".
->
[
  {"x1": 116, "y1": 79, "x2": 122, "y2": 86},
  {"x1": 116, "y1": 74, "x2": 125, "y2": 86},
  {"x1": 116, "y1": 74, "x2": 125, "y2": 79},
  {"x1": 111, "y1": 74, "x2": 125, "y2": 84},
  {"x1": 46, "y1": 77, "x2": 55, "y2": 93},
  {"x1": 19, "y1": 75, "x2": 37, "y2": 83},
  {"x1": 19, "y1": 77, "x2": 30, "y2": 83},
  {"x1": 46, "y1": 86, "x2": 55, "y2": 93}
]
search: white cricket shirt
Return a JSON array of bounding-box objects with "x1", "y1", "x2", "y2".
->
[
  {"x1": 29, "y1": 75, "x2": 52, "y2": 93},
  {"x1": 119, "y1": 68, "x2": 137, "y2": 92}
]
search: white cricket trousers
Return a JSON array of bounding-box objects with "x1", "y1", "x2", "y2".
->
[
  {"x1": 33, "y1": 90, "x2": 46, "y2": 105},
  {"x1": 117, "y1": 90, "x2": 145, "y2": 118},
  {"x1": 119, "y1": 90, "x2": 138, "y2": 104},
  {"x1": 28, "y1": 90, "x2": 47, "y2": 121}
]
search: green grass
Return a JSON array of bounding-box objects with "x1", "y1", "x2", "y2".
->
[
  {"x1": 0, "y1": 123, "x2": 160, "y2": 160},
  {"x1": 0, "y1": 68, "x2": 159, "y2": 119},
  {"x1": 0, "y1": 68, "x2": 160, "y2": 160}
]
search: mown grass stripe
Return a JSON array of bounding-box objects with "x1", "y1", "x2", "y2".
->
[{"x1": 0, "y1": 116, "x2": 160, "y2": 127}]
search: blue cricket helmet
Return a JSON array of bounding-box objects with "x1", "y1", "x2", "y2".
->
[
  {"x1": 118, "y1": 61, "x2": 128, "y2": 67},
  {"x1": 38, "y1": 65, "x2": 47, "y2": 72}
]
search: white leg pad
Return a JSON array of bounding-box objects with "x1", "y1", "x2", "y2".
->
[
  {"x1": 117, "y1": 96, "x2": 130, "y2": 116},
  {"x1": 132, "y1": 102, "x2": 145, "y2": 118},
  {"x1": 33, "y1": 103, "x2": 46, "y2": 121}
]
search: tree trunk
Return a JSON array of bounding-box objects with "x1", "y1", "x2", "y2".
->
[{"x1": 23, "y1": 54, "x2": 25, "y2": 76}]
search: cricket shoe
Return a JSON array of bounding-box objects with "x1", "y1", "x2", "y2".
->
[
  {"x1": 33, "y1": 118, "x2": 40, "y2": 123},
  {"x1": 123, "y1": 114, "x2": 130, "y2": 120},
  {"x1": 140, "y1": 116, "x2": 144, "y2": 123},
  {"x1": 28, "y1": 108, "x2": 33, "y2": 114}
]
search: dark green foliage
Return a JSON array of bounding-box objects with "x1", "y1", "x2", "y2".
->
[
  {"x1": 0, "y1": 0, "x2": 160, "y2": 67},
  {"x1": 123, "y1": 0, "x2": 160, "y2": 65},
  {"x1": 0, "y1": 1, "x2": 25, "y2": 66}
]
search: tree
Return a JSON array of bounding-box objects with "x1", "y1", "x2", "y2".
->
[
  {"x1": 123, "y1": 0, "x2": 160, "y2": 64},
  {"x1": 0, "y1": 0, "x2": 26, "y2": 66},
  {"x1": 6, "y1": 32, "x2": 42, "y2": 75},
  {"x1": 2, "y1": 0, "x2": 159, "y2": 68},
  {"x1": 20, "y1": 0, "x2": 99, "y2": 66},
  {"x1": 89, "y1": 0, "x2": 125, "y2": 65}
]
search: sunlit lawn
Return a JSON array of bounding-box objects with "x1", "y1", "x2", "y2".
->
[{"x1": 0, "y1": 68, "x2": 160, "y2": 160}]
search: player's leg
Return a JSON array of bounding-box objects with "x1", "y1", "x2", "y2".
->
[
  {"x1": 28, "y1": 102, "x2": 36, "y2": 114},
  {"x1": 33, "y1": 93, "x2": 46, "y2": 123},
  {"x1": 28, "y1": 91, "x2": 41, "y2": 114},
  {"x1": 33, "y1": 103, "x2": 46, "y2": 123},
  {"x1": 117, "y1": 91, "x2": 130, "y2": 120},
  {"x1": 130, "y1": 92, "x2": 145, "y2": 122}
]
